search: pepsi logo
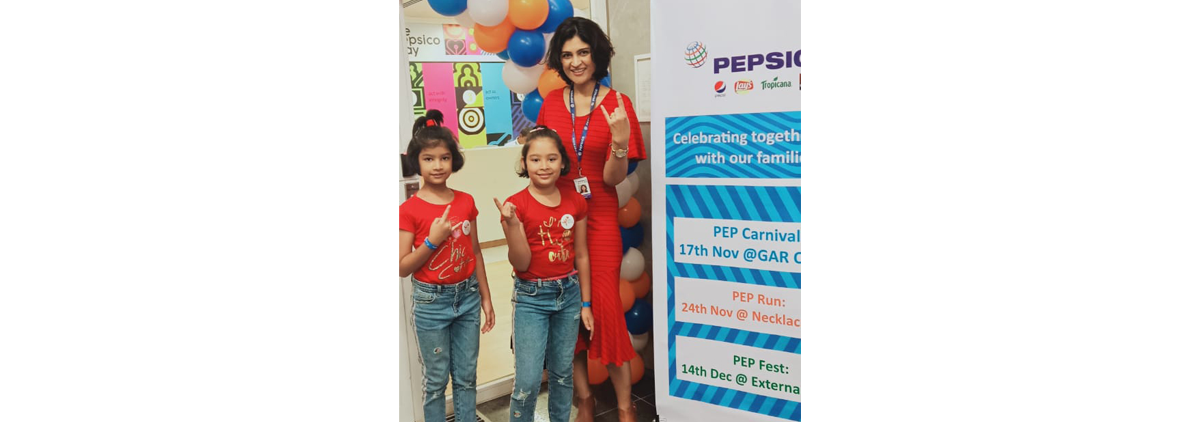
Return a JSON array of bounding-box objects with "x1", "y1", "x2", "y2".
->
[{"x1": 714, "y1": 81, "x2": 726, "y2": 93}]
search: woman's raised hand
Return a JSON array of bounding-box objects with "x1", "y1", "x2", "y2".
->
[{"x1": 600, "y1": 91, "x2": 631, "y2": 147}]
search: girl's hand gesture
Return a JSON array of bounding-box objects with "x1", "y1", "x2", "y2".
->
[
  {"x1": 600, "y1": 91, "x2": 631, "y2": 148},
  {"x1": 494, "y1": 198, "x2": 519, "y2": 228},
  {"x1": 428, "y1": 205, "x2": 453, "y2": 245}
]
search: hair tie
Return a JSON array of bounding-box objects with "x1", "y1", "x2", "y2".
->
[{"x1": 426, "y1": 120, "x2": 437, "y2": 127}]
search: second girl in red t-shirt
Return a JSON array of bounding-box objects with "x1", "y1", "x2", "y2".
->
[{"x1": 496, "y1": 126, "x2": 594, "y2": 422}]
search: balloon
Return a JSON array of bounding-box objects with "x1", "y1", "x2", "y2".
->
[
  {"x1": 537, "y1": 68, "x2": 568, "y2": 99},
  {"x1": 629, "y1": 332, "x2": 649, "y2": 352},
  {"x1": 620, "y1": 223, "x2": 643, "y2": 253},
  {"x1": 625, "y1": 298, "x2": 652, "y2": 335},
  {"x1": 502, "y1": 60, "x2": 543, "y2": 95},
  {"x1": 629, "y1": 353, "x2": 646, "y2": 384},
  {"x1": 632, "y1": 271, "x2": 651, "y2": 298},
  {"x1": 618, "y1": 197, "x2": 641, "y2": 228},
  {"x1": 429, "y1": 0, "x2": 469, "y2": 16},
  {"x1": 452, "y1": 10, "x2": 475, "y2": 28},
  {"x1": 497, "y1": 49, "x2": 509, "y2": 60},
  {"x1": 522, "y1": 89, "x2": 544, "y2": 122},
  {"x1": 619, "y1": 279, "x2": 634, "y2": 312},
  {"x1": 620, "y1": 248, "x2": 644, "y2": 281},
  {"x1": 509, "y1": 0, "x2": 550, "y2": 30},
  {"x1": 587, "y1": 354, "x2": 609, "y2": 385},
  {"x1": 616, "y1": 176, "x2": 634, "y2": 207},
  {"x1": 626, "y1": 159, "x2": 638, "y2": 175},
  {"x1": 473, "y1": 19, "x2": 515, "y2": 53},
  {"x1": 507, "y1": 29, "x2": 546, "y2": 67},
  {"x1": 538, "y1": 0, "x2": 573, "y2": 33},
  {"x1": 600, "y1": 75, "x2": 612, "y2": 88},
  {"x1": 468, "y1": 0, "x2": 508, "y2": 27}
]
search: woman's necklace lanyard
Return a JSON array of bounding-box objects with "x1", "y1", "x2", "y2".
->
[
  {"x1": 569, "y1": 83, "x2": 601, "y2": 178},
  {"x1": 568, "y1": 83, "x2": 601, "y2": 199}
]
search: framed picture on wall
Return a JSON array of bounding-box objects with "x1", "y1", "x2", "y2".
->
[{"x1": 634, "y1": 54, "x2": 651, "y2": 122}]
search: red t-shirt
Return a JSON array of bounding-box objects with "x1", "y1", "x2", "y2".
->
[
  {"x1": 504, "y1": 188, "x2": 589, "y2": 280},
  {"x1": 399, "y1": 190, "x2": 480, "y2": 284}
]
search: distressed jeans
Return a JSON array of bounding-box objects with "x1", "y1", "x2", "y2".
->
[
  {"x1": 509, "y1": 273, "x2": 581, "y2": 422},
  {"x1": 412, "y1": 274, "x2": 481, "y2": 422}
]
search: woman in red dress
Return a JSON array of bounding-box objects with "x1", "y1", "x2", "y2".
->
[{"x1": 536, "y1": 17, "x2": 646, "y2": 422}]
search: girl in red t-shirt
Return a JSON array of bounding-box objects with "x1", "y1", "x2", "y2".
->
[
  {"x1": 495, "y1": 126, "x2": 594, "y2": 422},
  {"x1": 398, "y1": 126, "x2": 494, "y2": 422}
]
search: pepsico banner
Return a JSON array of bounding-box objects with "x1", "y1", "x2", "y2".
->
[{"x1": 651, "y1": 1, "x2": 801, "y2": 421}]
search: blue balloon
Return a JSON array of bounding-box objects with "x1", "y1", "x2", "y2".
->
[
  {"x1": 621, "y1": 223, "x2": 643, "y2": 254},
  {"x1": 522, "y1": 89, "x2": 543, "y2": 122},
  {"x1": 497, "y1": 49, "x2": 510, "y2": 61},
  {"x1": 508, "y1": 30, "x2": 547, "y2": 68},
  {"x1": 625, "y1": 160, "x2": 638, "y2": 175},
  {"x1": 428, "y1": 0, "x2": 467, "y2": 17},
  {"x1": 538, "y1": 0, "x2": 574, "y2": 33},
  {"x1": 625, "y1": 299, "x2": 652, "y2": 335},
  {"x1": 600, "y1": 75, "x2": 612, "y2": 88}
]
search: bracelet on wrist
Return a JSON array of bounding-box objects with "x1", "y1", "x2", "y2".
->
[
  {"x1": 582, "y1": 301, "x2": 592, "y2": 308},
  {"x1": 423, "y1": 237, "x2": 438, "y2": 250}
]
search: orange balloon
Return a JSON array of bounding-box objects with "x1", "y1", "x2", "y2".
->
[
  {"x1": 619, "y1": 279, "x2": 635, "y2": 312},
  {"x1": 629, "y1": 353, "x2": 645, "y2": 384},
  {"x1": 632, "y1": 272, "x2": 651, "y2": 298},
  {"x1": 473, "y1": 19, "x2": 515, "y2": 53},
  {"x1": 617, "y1": 197, "x2": 641, "y2": 228},
  {"x1": 509, "y1": 0, "x2": 550, "y2": 30},
  {"x1": 587, "y1": 355, "x2": 609, "y2": 385},
  {"x1": 537, "y1": 68, "x2": 567, "y2": 99}
]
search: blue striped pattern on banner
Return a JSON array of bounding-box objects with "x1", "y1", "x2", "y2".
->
[
  {"x1": 665, "y1": 184, "x2": 801, "y2": 420},
  {"x1": 665, "y1": 111, "x2": 801, "y2": 179},
  {"x1": 670, "y1": 378, "x2": 802, "y2": 421}
]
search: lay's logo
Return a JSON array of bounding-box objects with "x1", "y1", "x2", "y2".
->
[{"x1": 734, "y1": 80, "x2": 754, "y2": 94}]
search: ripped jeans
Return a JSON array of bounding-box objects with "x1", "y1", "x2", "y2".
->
[
  {"x1": 412, "y1": 274, "x2": 481, "y2": 422},
  {"x1": 509, "y1": 272, "x2": 581, "y2": 422}
]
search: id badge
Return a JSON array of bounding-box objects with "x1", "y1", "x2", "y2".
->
[{"x1": 573, "y1": 177, "x2": 593, "y2": 199}]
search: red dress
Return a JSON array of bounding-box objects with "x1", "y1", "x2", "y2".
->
[{"x1": 537, "y1": 87, "x2": 646, "y2": 366}]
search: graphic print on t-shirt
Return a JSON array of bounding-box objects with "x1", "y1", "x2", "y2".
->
[
  {"x1": 428, "y1": 219, "x2": 471, "y2": 281},
  {"x1": 536, "y1": 216, "x2": 573, "y2": 264}
]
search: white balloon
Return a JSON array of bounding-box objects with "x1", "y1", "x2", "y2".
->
[
  {"x1": 620, "y1": 248, "x2": 645, "y2": 281},
  {"x1": 629, "y1": 332, "x2": 649, "y2": 352},
  {"x1": 625, "y1": 172, "x2": 640, "y2": 194},
  {"x1": 468, "y1": 0, "x2": 508, "y2": 27},
  {"x1": 502, "y1": 60, "x2": 543, "y2": 96},
  {"x1": 616, "y1": 177, "x2": 634, "y2": 207},
  {"x1": 453, "y1": 11, "x2": 475, "y2": 28},
  {"x1": 573, "y1": 7, "x2": 585, "y2": 17}
]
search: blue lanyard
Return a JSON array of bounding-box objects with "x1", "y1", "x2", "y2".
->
[{"x1": 568, "y1": 83, "x2": 601, "y2": 176}]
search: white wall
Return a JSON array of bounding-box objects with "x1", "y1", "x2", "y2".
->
[
  {"x1": 607, "y1": 0, "x2": 655, "y2": 369},
  {"x1": 399, "y1": 8, "x2": 422, "y2": 422}
]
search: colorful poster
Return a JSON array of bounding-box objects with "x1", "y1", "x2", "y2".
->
[
  {"x1": 454, "y1": 63, "x2": 486, "y2": 148},
  {"x1": 409, "y1": 63, "x2": 425, "y2": 118},
  {"x1": 480, "y1": 62, "x2": 515, "y2": 146},
  {"x1": 420, "y1": 62, "x2": 457, "y2": 138},
  {"x1": 652, "y1": 1, "x2": 802, "y2": 421}
]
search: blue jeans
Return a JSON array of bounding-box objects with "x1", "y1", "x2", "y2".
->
[
  {"x1": 411, "y1": 274, "x2": 481, "y2": 422},
  {"x1": 509, "y1": 273, "x2": 581, "y2": 422}
]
